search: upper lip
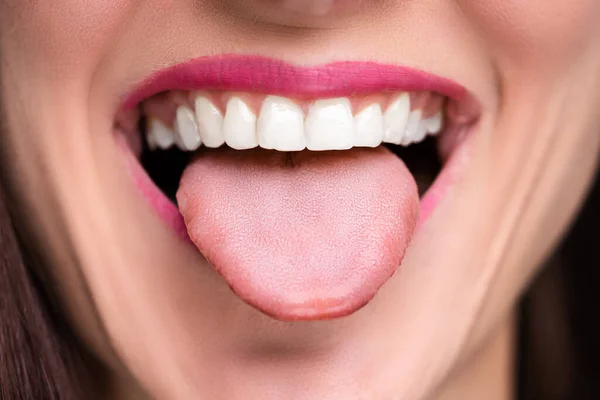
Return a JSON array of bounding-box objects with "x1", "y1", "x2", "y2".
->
[{"x1": 121, "y1": 54, "x2": 478, "y2": 120}]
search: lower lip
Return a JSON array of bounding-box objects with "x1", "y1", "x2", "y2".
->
[{"x1": 116, "y1": 124, "x2": 473, "y2": 239}]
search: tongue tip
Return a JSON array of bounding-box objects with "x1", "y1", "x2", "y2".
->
[
  {"x1": 252, "y1": 303, "x2": 371, "y2": 322},
  {"x1": 222, "y1": 255, "x2": 405, "y2": 322},
  {"x1": 231, "y1": 285, "x2": 376, "y2": 322}
]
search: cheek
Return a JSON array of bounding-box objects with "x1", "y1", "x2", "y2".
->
[
  {"x1": 0, "y1": 0, "x2": 138, "y2": 73},
  {"x1": 457, "y1": 0, "x2": 600, "y2": 69}
]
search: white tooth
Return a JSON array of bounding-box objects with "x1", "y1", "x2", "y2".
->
[
  {"x1": 413, "y1": 121, "x2": 429, "y2": 143},
  {"x1": 424, "y1": 111, "x2": 443, "y2": 134},
  {"x1": 354, "y1": 104, "x2": 383, "y2": 148},
  {"x1": 148, "y1": 118, "x2": 175, "y2": 150},
  {"x1": 400, "y1": 110, "x2": 423, "y2": 146},
  {"x1": 223, "y1": 97, "x2": 258, "y2": 150},
  {"x1": 146, "y1": 120, "x2": 157, "y2": 151},
  {"x1": 175, "y1": 106, "x2": 202, "y2": 151},
  {"x1": 257, "y1": 96, "x2": 305, "y2": 151},
  {"x1": 383, "y1": 93, "x2": 410, "y2": 145},
  {"x1": 194, "y1": 95, "x2": 224, "y2": 148},
  {"x1": 305, "y1": 98, "x2": 355, "y2": 151}
]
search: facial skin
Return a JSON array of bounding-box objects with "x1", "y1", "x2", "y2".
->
[{"x1": 1, "y1": 1, "x2": 599, "y2": 399}]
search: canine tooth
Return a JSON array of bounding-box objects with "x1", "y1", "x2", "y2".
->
[
  {"x1": 401, "y1": 110, "x2": 423, "y2": 146},
  {"x1": 354, "y1": 104, "x2": 383, "y2": 148},
  {"x1": 257, "y1": 96, "x2": 305, "y2": 151},
  {"x1": 148, "y1": 118, "x2": 175, "y2": 150},
  {"x1": 223, "y1": 97, "x2": 258, "y2": 150},
  {"x1": 175, "y1": 106, "x2": 202, "y2": 151},
  {"x1": 195, "y1": 95, "x2": 224, "y2": 148},
  {"x1": 383, "y1": 93, "x2": 410, "y2": 145},
  {"x1": 424, "y1": 111, "x2": 443, "y2": 134},
  {"x1": 305, "y1": 98, "x2": 355, "y2": 151}
]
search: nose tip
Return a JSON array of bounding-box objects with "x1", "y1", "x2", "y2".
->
[{"x1": 278, "y1": 0, "x2": 363, "y2": 16}]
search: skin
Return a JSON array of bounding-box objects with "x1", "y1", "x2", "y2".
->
[{"x1": 1, "y1": 0, "x2": 599, "y2": 399}]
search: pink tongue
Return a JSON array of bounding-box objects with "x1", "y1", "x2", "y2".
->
[{"x1": 177, "y1": 147, "x2": 419, "y2": 320}]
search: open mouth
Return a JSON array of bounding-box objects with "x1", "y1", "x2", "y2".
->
[{"x1": 114, "y1": 55, "x2": 480, "y2": 321}]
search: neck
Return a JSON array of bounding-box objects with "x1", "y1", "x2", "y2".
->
[{"x1": 433, "y1": 312, "x2": 516, "y2": 400}]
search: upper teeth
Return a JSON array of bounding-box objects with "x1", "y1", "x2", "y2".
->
[
  {"x1": 223, "y1": 97, "x2": 258, "y2": 150},
  {"x1": 305, "y1": 98, "x2": 355, "y2": 151},
  {"x1": 147, "y1": 93, "x2": 444, "y2": 152},
  {"x1": 147, "y1": 118, "x2": 176, "y2": 150},
  {"x1": 174, "y1": 106, "x2": 202, "y2": 151},
  {"x1": 194, "y1": 95, "x2": 225, "y2": 148},
  {"x1": 258, "y1": 96, "x2": 306, "y2": 151}
]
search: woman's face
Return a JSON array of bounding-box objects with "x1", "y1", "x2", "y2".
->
[{"x1": 1, "y1": 0, "x2": 599, "y2": 398}]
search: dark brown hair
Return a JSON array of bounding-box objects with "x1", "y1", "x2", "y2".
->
[
  {"x1": 0, "y1": 116, "x2": 598, "y2": 399},
  {"x1": 0, "y1": 175, "x2": 102, "y2": 399},
  {"x1": 518, "y1": 174, "x2": 600, "y2": 400}
]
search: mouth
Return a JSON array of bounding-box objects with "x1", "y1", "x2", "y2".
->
[{"x1": 114, "y1": 55, "x2": 480, "y2": 321}]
